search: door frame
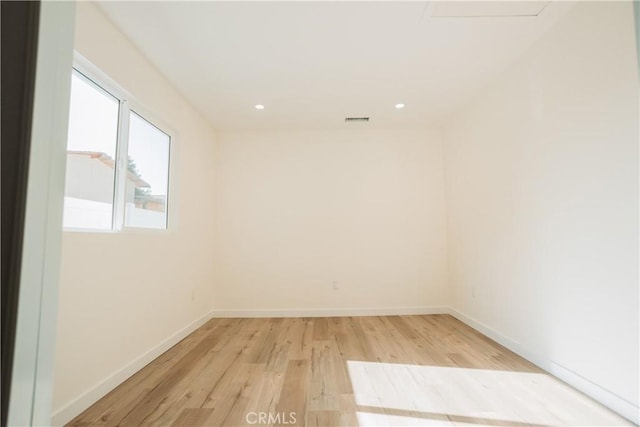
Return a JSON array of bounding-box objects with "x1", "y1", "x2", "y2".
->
[{"x1": 5, "y1": 2, "x2": 75, "y2": 426}]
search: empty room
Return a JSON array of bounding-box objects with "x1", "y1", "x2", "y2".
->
[{"x1": 2, "y1": 1, "x2": 638, "y2": 426}]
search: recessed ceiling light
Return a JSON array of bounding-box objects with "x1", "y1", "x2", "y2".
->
[
  {"x1": 255, "y1": 104, "x2": 265, "y2": 110},
  {"x1": 395, "y1": 103, "x2": 405, "y2": 109}
]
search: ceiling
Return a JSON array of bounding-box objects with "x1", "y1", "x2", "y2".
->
[{"x1": 97, "y1": 1, "x2": 575, "y2": 130}]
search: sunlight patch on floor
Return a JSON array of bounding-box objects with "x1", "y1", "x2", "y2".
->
[
  {"x1": 356, "y1": 410, "x2": 453, "y2": 426},
  {"x1": 347, "y1": 361, "x2": 630, "y2": 427}
]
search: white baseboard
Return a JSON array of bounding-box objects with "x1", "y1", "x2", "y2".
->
[
  {"x1": 50, "y1": 309, "x2": 215, "y2": 426},
  {"x1": 448, "y1": 307, "x2": 639, "y2": 425},
  {"x1": 210, "y1": 305, "x2": 450, "y2": 318}
]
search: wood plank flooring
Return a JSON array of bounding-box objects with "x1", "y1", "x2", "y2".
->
[{"x1": 67, "y1": 315, "x2": 632, "y2": 426}]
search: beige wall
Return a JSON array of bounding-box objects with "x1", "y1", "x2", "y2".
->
[
  {"x1": 53, "y1": 2, "x2": 218, "y2": 421},
  {"x1": 213, "y1": 129, "x2": 449, "y2": 312},
  {"x1": 443, "y1": 0, "x2": 638, "y2": 417}
]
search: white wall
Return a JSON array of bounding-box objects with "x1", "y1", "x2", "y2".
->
[
  {"x1": 443, "y1": 1, "x2": 638, "y2": 421},
  {"x1": 213, "y1": 129, "x2": 449, "y2": 314},
  {"x1": 52, "y1": 2, "x2": 218, "y2": 424}
]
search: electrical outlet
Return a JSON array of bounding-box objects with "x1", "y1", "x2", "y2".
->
[{"x1": 332, "y1": 281, "x2": 340, "y2": 290}]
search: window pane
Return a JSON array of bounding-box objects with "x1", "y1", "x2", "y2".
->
[
  {"x1": 124, "y1": 112, "x2": 170, "y2": 229},
  {"x1": 63, "y1": 71, "x2": 119, "y2": 230}
]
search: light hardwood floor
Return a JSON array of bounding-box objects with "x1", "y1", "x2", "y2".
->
[{"x1": 67, "y1": 315, "x2": 632, "y2": 426}]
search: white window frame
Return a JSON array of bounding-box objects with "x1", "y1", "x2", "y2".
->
[{"x1": 66, "y1": 52, "x2": 174, "y2": 233}]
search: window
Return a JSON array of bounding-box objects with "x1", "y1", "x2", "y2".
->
[
  {"x1": 63, "y1": 67, "x2": 172, "y2": 231},
  {"x1": 125, "y1": 112, "x2": 170, "y2": 229},
  {"x1": 63, "y1": 71, "x2": 119, "y2": 229}
]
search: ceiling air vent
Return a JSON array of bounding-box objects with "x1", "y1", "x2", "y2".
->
[{"x1": 345, "y1": 117, "x2": 370, "y2": 122}]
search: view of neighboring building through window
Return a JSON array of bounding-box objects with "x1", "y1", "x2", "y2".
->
[
  {"x1": 64, "y1": 71, "x2": 119, "y2": 230},
  {"x1": 63, "y1": 68, "x2": 171, "y2": 231},
  {"x1": 125, "y1": 112, "x2": 170, "y2": 229}
]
